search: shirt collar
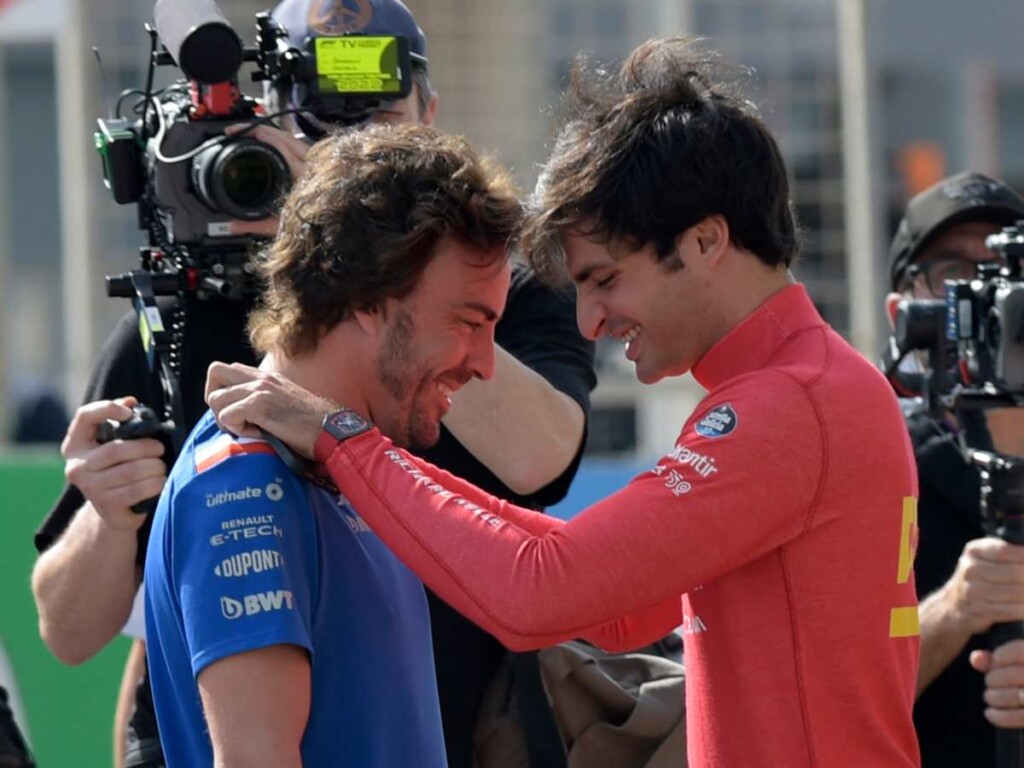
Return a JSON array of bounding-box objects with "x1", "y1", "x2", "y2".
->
[{"x1": 692, "y1": 284, "x2": 826, "y2": 390}]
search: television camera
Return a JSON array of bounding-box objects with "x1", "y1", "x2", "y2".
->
[{"x1": 883, "y1": 220, "x2": 1024, "y2": 523}]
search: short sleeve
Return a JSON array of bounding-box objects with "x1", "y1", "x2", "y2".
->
[{"x1": 166, "y1": 454, "x2": 318, "y2": 677}]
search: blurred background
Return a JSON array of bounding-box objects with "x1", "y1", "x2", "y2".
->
[{"x1": 1, "y1": 0, "x2": 1024, "y2": 763}]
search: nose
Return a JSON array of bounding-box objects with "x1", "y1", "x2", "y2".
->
[
  {"x1": 468, "y1": 328, "x2": 498, "y2": 381},
  {"x1": 576, "y1": 293, "x2": 606, "y2": 341}
]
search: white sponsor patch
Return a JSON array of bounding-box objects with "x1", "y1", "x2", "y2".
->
[
  {"x1": 214, "y1": 549, "x2": 284, "y2": 578},
  {"x1": 206, "y1": 480, "x2": 285, "y2": 508},
  {"x1": 663, "y1": 469, "x2": 692, "y2": 496},
  {"x1": 221, "y1": 590, "x2": 294, "y2": 620},
  {"x1": 209, "y1": 524, "x2": 283, "y2": 547},
  {"x1": 665, "y1": 444, "x2": 719, "y2": 478}
]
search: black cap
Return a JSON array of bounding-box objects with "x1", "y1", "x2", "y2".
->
[{"x1": 889, "y1": 171, "x2": 1024, "y2": 291}]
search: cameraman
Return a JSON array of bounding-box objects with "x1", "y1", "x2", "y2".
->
[
  {"x1": 886, "y1": 171, "x2": 1024, "y2": 766},
  {"x1": 30, "y1": 2, "x2": 594, "y2": 767}
]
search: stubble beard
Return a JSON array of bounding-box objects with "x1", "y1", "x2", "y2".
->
[{"x1": 376, "y1": 309, "x2": 438, "y2": 451}]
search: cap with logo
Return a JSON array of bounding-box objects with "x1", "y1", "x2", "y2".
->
[
  {"x1": 888, "y1": 171, "x2": 1024, "y2": 291},
  {"x1": 271, "y1": 0, "x2": 428, "y2": 67}
]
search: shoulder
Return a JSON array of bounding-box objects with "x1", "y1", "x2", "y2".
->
[{"x1": 169, "y1": 427, "x2": 302, "y2": 515}]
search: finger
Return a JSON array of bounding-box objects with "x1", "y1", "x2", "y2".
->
[
  {"x1": 228, "y1": 217, "x2": 279, "y2": 237},
  {"x1": 103, "y1": 475, "x2": 168, "y2": 514},
  {"x1": 87, "y1": 457, "x2": 167, "y2": 493},
  {"x1": 228, "y1": 124, "x2": 310, "y2": 176},
  {"x1": 962, "y1": 557, "x2": 1024, "y2": 588},
  {"x1": 241, "y1": 124, "x2": 310, "y2": 162},
  {"x1": 62, "y1": 400, "x2": 143, "y2": 456},
  {"x1": 985, "y1": 706, "x2": 1024, "y2": 729},
  {"x1": 205, "y1": 362, "x2": 263, "y2": 403},
  {"x1": 214, "y1": 398, "x2": 266, "y2": 439},
  {"x1": 969, "y1": 538, "x2": 1024, "y2": 565},
  {"x1": 984, "y1": 665, "x2": 1024, "y2": 690},
  {"x1": 984, "y1": 684, "x2": 1024, "y2": 710},
  {"x1": 992, "y1": 639, "x2": 1024, "y2": 665},
  {"x1": 66, "y1": 438, "x2": 166, "y2": 481},
  {"x1": 206, "y1": 385, "x2": 256, "y2": 422},
  {"x1": 972, "y1": 650, "x2": 994, "y2": 673}
]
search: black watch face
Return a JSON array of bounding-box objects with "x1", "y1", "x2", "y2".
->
[{"x1": 325, "y1": 409, "x2": 371, "y2": 440}]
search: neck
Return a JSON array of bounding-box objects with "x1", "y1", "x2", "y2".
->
[
  {"x1": 262, "y1": 329, "x2": 371, "y2": 419},
  {"x1": 717, "y1": 253, "x2": 796, "y2": 331}
]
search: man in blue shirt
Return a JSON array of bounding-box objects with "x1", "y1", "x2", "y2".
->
[{"x1": 144, "y1": 124, "x2": 522, "y2": 767}]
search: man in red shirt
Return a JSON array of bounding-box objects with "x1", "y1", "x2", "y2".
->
[{"x1": 205, "y1": 37, "x2": 921, "y2": 767}]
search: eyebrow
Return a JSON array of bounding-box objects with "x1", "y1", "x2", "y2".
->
[
  {"x1": 457, "y1": 301, "x2": 500, "y2": 322},
  {"x1": 570, "y1": 261, "x2": 607, "y2": 286}
]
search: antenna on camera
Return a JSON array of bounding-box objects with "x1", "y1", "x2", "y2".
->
[{"x1": 91, "y1": 47, "x2": 116, "y2": 120}]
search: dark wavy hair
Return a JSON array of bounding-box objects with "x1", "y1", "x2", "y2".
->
[
  {"x1": 248, "y1": 124, "x2": 522, "y2": 357},
  {"x1": 523, "y1": 37, "x2": 799, "y2": 282}
]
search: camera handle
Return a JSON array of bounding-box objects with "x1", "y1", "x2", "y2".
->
[
  {"x1": 971, "y1": 450, "x2": 1024, "y2": 768},
  {"x1": 127, "y1": 268, "x2": 185, "y2": 455}
]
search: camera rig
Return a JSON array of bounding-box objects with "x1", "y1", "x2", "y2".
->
[
  {"x1": 91, "y1": 0, "x2": 419, "y2": 457},
  {"x1": 882, "y1": 220, "x2": 1024, "y2": 764},
  {"x1": 883, "y1": 221, "x2": 1024, "y2": 521}
]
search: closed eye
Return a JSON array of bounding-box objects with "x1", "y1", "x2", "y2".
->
[{"x1": 595, "y1": 274, "x2": 616, "y2": 289}]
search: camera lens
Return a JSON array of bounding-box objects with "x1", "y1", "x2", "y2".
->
[{"x1": 192, "y1": 138, "x2": 291, "y2": 221}]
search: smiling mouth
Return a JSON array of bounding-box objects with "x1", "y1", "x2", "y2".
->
[
  {"x1": 620, "y1": 325, "x2": 641, "y2": 360},
  {"x1": 437, "y1": 381, "x2": 455, "y2": 407}
]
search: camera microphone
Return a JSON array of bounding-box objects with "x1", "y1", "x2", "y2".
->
[{"x1": 154, "y1": 0, "x2": 242, "y2": 84}]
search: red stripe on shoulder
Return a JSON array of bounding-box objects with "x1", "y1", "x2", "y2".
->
[{"x1": 195, "y1": 439, "x2": 275, "y2": 474}]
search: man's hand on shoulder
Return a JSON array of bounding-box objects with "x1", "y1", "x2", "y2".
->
[
  {"x1": 62, "y1": 397, "x2": 167, "y2": 533},
  {"x1": 205, "y1": 362, "x2": 335, "y2": 460}
]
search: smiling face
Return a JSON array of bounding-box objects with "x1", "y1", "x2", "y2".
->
[
  {"x1": 369, "y1": 236, "x2": 510, "y2": 449},
  {"x1": 565, "y1": 230, "x2": 718, "y2": 384}
]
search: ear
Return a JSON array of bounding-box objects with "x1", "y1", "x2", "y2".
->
[
  {"x1": 420, "y1": 92, "x2": 439, "y2": 127},
  {"x1": 884, "y1": 293, "x2": 901, "y2": 331},
  {"x1": 691, "y1": 215, "x2": 730, "y2": 265},
  {"x1": 353, "y1": 301, "x2": 390, "y2": 337}
]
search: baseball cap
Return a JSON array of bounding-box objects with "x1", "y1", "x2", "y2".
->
[
  {"x1": 271, "y1": 0, "x2": 428, "y2": 67},
  {"x1": 888, "y1": 171, "x2": 1024, "y2": 291}
]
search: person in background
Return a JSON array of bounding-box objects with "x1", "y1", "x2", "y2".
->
[{"x1": 885, "y1": 170, "x2": 1024, "y2": 765}]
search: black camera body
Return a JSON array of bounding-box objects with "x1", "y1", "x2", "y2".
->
[
  {"x1": 946, "y1": 227, "x2": 1024, "y2": 397},
  {"x1": 146, "y1": 87, "x2": 290, "y2": 246},
  {"x1": 884, "y1": 221, "x2": 1024, "y2": 411}
]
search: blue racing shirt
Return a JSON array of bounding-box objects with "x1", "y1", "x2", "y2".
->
[{"x1": 144, "y1": 411, "x2": 446, "y2": 767}]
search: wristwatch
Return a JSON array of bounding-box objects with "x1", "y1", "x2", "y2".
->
[
  {"x1": 323, "y1": 408, "x2": 373, "y2": 440},
  {"x1": 315, "y1": 408, "x2": 374, "y2": 461}
]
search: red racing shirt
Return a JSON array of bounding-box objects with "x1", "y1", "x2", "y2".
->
[{"x1": 315, "y1": 284, "x2": 921, "y2": 767}]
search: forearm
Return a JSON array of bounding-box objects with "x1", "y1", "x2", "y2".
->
[
  {"x1": 442, "y1": 345, "x2": 585, "y2": 495},
  {"x1": 320, "y1": 432, "x2": 737, "y2": 650},
  {"x1": 32, "y1": 502, "x2": 141, "y2": 664},
  {"x1": 916, "y1": 585, "x2": 974, "y2": 696},
  {"x1": 398, "y1": 451, "x2": 682, "y2": 649}
]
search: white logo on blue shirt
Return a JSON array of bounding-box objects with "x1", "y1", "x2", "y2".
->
[{"x1": 220, "y1": 590, "x2": 295, "y2": 620}]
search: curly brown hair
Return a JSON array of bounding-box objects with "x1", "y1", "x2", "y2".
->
[
  {"x1": 248, "y1": 124, "x2": 523, "y2": 357},
  {"x1": 522, "y1": 37, "x2": 798, "y2": 284}
]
